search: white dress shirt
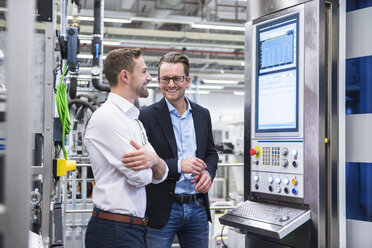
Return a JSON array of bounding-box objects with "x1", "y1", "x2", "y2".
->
[{"x1": 84, "y1": 92, "x2": 168, "y2": 217}]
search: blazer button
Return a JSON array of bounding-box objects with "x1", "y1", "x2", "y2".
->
[{"x1": 169, "y1": 192, "x2": 174, "y2": 196}]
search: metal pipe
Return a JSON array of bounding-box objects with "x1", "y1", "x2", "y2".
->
[
  {"x1": 91, "y1": 0, "x2": 110, "y2": 92},
  {"x1": 60, "y1": 0, "x2": 67, "y2": 38}
]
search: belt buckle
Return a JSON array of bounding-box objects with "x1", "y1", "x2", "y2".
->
[{"x1": 142, "y1": 217, "x2": 147, "y2": 226}]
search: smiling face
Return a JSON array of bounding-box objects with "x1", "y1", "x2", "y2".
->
[
  {"x1": 158, "y1": 62, "x2": 191, "y2": 105},
  {"x1": 129, "y1": 56, "x2": 152, "y2": 98}
]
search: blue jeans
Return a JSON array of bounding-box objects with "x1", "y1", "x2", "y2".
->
[
  {"x1": 85, "y1": 211, "x2": 146, "y2": 248},
  {"x1": 146, "y1": 198, "x2": 209, "y2": 248}
]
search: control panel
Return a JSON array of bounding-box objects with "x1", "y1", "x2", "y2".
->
[{"x1": 250, "y1": 140, "x2": 304, "y2": 198}]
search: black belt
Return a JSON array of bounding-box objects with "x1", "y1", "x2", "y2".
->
[
  {"x1": 92, "y1": 209, "x2": 148, "y2": 226},
  {"x1": 172, "y1": 194, "x2": 203, "y2": 204}
]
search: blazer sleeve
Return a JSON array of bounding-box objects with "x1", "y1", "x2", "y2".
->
[
  {"x1": 203, "y1": 109, "x2": 219, "y2": 181},
  {"x1": 139, "y1": 109, "x2": 180, "y2": 182}
]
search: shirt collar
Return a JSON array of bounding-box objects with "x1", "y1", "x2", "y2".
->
[
  {"x1": 164, "y1": 97, "x2": 192, "y2": 116},
  {"x1": 108, "y1": 92, "x2": 139, "y2": 119}
]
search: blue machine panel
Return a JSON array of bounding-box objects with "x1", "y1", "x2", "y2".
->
[
  {"x1": 346, "y1": 55, "x2": 372, "y2": 114},
  {"x1": 347, "y1": 0, "x2": 372, "y2": 12},
  {"x1": 346, "y1": 162, "x2": 372, "y2": 222}
]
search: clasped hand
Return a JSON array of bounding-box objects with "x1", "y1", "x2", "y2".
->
[
  {"x1": 122, "y1": 140, "x2": 159, "y2": 170},
  {"x1": 182, "y1": 157, "x2": 211, "y2": 193}
]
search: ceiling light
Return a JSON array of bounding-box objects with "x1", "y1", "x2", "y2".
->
[
  {"x1": 234, "y1": 91, "x2": 245, "y2": 96},
  {"x1": 191, "y1": 85, "x2": 224, "y2": 90},
  {"x1": 186, "y1": 90, "x2": 210, "y2": 95},
  {"x1": 191, "y1": 23, "x2": 245, "y2": 32},
  {"x1": 146, "y1": 83, "x2": 158, "y2": 88},
  {"x1": 202, "y1": 79, "x2": 239, "y2": 85},
  {"x1": 77, "y1": 54, "x2": 107, "y2": 59}
]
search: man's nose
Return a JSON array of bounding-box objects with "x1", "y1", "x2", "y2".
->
[{"x1": 168, "y1": 78, "x2": 176, "y2": 86}]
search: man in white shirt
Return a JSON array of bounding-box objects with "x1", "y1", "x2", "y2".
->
[{"x1": 84, "y1": 48, "x2": 168, "y2": 248}]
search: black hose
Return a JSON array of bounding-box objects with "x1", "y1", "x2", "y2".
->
[
  {"x1": 77, "y1": 94, "x2": 101, "y2": 107},
  {"x1": 68, "y1": 99, "x2": 96, "y2": 113}
]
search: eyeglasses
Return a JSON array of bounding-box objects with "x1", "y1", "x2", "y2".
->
[
  {"x1": 158, "y1": 76, "x2": 187, "y2": 85},
  {"x1": 135, "y1": 119, "x2": 147, "y2": 146}
]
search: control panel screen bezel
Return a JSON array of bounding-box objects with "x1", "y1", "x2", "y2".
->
[{"x1": 253, "y1": 13, "x2": 303, "y2": 138}]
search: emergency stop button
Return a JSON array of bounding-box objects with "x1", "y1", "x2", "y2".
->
[
  {"x1": 250, "y1": 146, "x2": 261, "y2": 157},
  {"x1": 250, "y1": 148, "x2": 257, "y2": 156}
]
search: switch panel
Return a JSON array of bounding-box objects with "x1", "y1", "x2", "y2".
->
[
  {"x1": 250, "y1": 139, "x2": 304, "y2": 199},
  {"x1": 251, "y1": 171, "x2": 304, "y2": 198},
  {"x1": 250, "y1": 140, "x2": 304, "y2": 174}
]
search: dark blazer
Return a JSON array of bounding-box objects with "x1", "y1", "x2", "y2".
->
[{"x1": 139, "y1": 97, "x2": 219, "y2": 228}]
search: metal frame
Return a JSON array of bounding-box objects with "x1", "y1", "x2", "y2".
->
[
  {"x1": 242, "y1": 0, "x2": 340, "y2": 247},
  {"x1": 40, "y1": 20, "x2": 56, "y2": 245},
  {"x1": 3, "y1": 0, "x2": 35, "y2": 247},
  {"x1": 29, "y1": 2, "x2": 56, "y2": 245}
]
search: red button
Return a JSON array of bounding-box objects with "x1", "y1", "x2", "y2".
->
[{"x1": 250, "y1": 148, "x2": 257, "y2": 156}]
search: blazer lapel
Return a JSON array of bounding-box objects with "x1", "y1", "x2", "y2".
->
[
  {"x1": 191, "y1": 102, "x2": 203, "y2": 158},
  {"x1": 155, "y1": 99, "x2": 178, "y2": 158}
]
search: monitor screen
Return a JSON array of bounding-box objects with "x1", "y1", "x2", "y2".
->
[{"x1": 255, "y1": 14, "x2": 299, "y2": 133}]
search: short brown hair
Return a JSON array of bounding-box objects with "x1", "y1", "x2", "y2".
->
[
  {"x1": 158, "y1": 52, "x2": 190, "y2": 77},
  {"x1": 103, "y1": 48, "x2": 142, "y2": 87}
]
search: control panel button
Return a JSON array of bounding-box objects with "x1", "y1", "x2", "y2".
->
[
  {"x1": 250, "y1": 146, "x2": 261, "y2": 157},
  {"x1": 279, "y1": 215, "x2": 290, "y2": 222},
  {"x1": 255, "y1": 161, "x2": 259, "y2": 165},
  {"x1": 283, "y1": 178, "x2": 289, "y2": 185},
  {"x1": 250, "y1": 148, "x2": 257, "y2": 156},
  {"x1": 255, "y1": 184, "x2": 259, "y2": 190},
  {"x1": 275, "y1": 186, "x2": 281, "y2": 193},
  {"x1": 281, "y1": 148, "x2": 289, "y2": 156},
  {"x1": 269, "y1": 185, "x2": 273, "y2": 192},
  {"x1": 284, "y1": 187, "x2": 289, "y2": 194},
  {"x1": 292, "y1": 161, "x2": 298, "y2": 167},
  {"x1": 282, "y1": 159, "x2": 288, "y2": 167},
  {"x1": 292, "y1": 178, "x2": 298, "y2": 185},
  {"x1": 253, "y1": 175, "x2": 259, "y2": 182},
  {"x1": 292, "y1": 188, "x2": 298, "y2": 195},
  {"x1": 276, "y1": 178, "x2": 281, "y2": 184},
  {"x1": 268, "y1": 177, "x2": 274, "y2": 184}
]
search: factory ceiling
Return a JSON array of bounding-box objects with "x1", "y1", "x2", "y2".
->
[
  {"x1": 0, "y1": 0, "x2": 247, "y2": 92},
  {"x1": 76, "y1": 0, "x2": 247, "y2": 86}
]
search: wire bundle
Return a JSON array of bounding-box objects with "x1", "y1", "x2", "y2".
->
[{"x1": 56, "y1": 63, "x2": 71, "y2": 159}]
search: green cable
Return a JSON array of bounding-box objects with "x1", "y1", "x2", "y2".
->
[{"x1": 56, "y1": 62, "x2": 71, "y2": 159}]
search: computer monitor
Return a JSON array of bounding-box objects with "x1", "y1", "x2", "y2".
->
[{"x1": 255, "y1": 14, "x2": 299, "y2": 134}]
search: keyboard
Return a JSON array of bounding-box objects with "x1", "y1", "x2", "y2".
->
[{"x1": 227, "y1": 201, "x2": 306, "y2": 226}]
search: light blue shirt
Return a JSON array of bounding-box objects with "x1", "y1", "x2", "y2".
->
[{"x1": 165, "y1": 98, "x2": 197, "y2": 194}]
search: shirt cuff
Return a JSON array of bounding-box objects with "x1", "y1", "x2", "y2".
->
[
  {"x1": 177, "y1": 160, "x2": 181, "y2": 173},
  {"x1": 151, "y1": 165, "x2": 169, "y2": 184},
  {"x1": 205, "y1": 170, "x2": 212, "y2": 180}
]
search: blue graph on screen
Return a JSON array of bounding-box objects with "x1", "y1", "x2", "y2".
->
[{"x1": 261, "y1": 32, "x2": 294, "y2": 69}]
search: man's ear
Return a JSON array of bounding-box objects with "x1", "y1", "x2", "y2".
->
[
  {"x1": 185, "y1": 76, "x2": 191, "y2": 88},
  {"x1": 119, "y1": 70, "x2": 130, "y2": 84}
]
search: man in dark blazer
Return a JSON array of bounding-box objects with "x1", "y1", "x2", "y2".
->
[{"x1": 139, "y1": 52, "x2": 218, "y2": 248}]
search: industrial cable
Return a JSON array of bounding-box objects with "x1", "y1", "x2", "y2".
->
[
  {"x1": 221, "y1": 225, "x2": 228, "y2": 248},
  {"x1": 56, "y1": 62, "x2": 71, "y2": 159}
]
